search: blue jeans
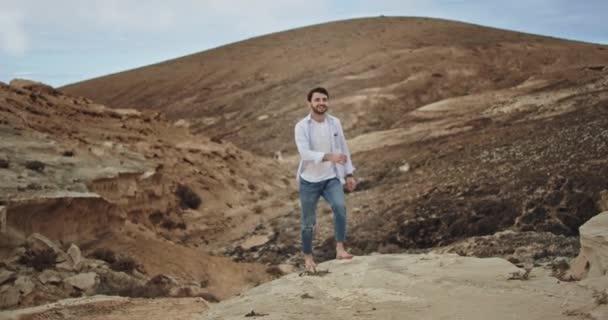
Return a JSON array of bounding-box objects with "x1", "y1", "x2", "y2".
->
[{"x1": 299, "y1": 177, "x2": 347, "y2": 254}]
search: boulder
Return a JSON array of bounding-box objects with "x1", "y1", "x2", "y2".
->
[
  {"x1": 67, "y1": 244, "x2": 83, "y2": 271},
  {"x1": 0, "y1": 269, "x2": 15, "y2": 285},
  {"x1": 64, "y1": 272, "x2": 98, "y2": 291},
  {"x1": 567, "y1": 211, "x2": 608, "y2": 279}
]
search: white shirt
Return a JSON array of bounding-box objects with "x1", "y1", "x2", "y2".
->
[
  {"x1": 294, "y1": 113, "x2": 355, "y2": 184},
  {"x1": 300, "y1": 119, "x2": 336, "y2": 182}
]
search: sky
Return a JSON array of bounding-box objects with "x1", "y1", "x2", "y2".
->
[{"x1": 1, "y1": 0, "x2": 607, "y2": 87}]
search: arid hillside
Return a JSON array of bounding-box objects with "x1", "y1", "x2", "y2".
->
[
  {"x1": 2, "y1": 16, "x2": 608, "y2": 318},
  {"x1": 63, "y1": 17, "x2": 608, "y2": 155},
  {"x1": 63, "y1": 17, "x2": 608, "y2": 263}
]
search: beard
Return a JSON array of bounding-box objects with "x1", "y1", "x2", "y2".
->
[{"x1": 311, "y1": 105, "x2": 327, "y2": 115}]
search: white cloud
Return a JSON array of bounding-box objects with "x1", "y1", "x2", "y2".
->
[{"x1": 0, "y1": 10, "x2": 27, "y2": 56}]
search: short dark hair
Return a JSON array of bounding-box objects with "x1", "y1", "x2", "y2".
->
[{"x1": 307, "y1": 87, "x2": 329, "y2": 102}]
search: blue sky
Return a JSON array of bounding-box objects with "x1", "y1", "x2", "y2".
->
[{"x1": 1, "y1": 0, "x2": 607, "y2": 87}]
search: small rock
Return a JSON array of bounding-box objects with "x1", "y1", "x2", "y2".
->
[
  {"x1": 399, "y1": 162, "x2": 411, "y2": 172},
  {"x1": 257, "y1": 114, "x2": 269, "y2": 121},
  {"x1": 278, "y1": 264, "x2": 296, "y2": 274},
  {"x1": 240, "y1": 234, "x2": 273, "y2": 250},
  {"x1": 56, "y1": 261, "x2": 76, "y2": 272},
  {"x1": 111, "y1": 108, "x2": 141, "y2": 118},
  {"x1": 38, "y1": 270, "x2": 62, "y2": 285},
  {"x1": 64, "y1": 272, "x2": 98, "y2": 291},
  {"x1": 173, "y1": 119, "x2": 190, "y2": 128},
  {"x1": 139, "y1": 170, "x2": 156, "y2": 180}
]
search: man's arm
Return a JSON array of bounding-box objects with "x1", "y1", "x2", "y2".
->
[
  {"x1": 337, "y1": 120, "x2": 357, "y2": 192},
  {"x1": 336, "y1": 120, "x2": 355, "y2": 175},
  {"x1": 295, "y1": 121, "x2": 346, "y2": 164}
]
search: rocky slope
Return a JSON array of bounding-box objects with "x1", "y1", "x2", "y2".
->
[{"x1": 0, "y1": 79, "x2": 295, "y2": 309}]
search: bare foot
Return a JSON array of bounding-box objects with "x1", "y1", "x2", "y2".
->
[
  {"x1": 336, "y1": 242, "x2": 354, "y2": 260},
  {"x1": 336, "y1": 250, "x2": 353, "y2": 260},
  {"x1": 304, "y1": 254, "x2": 317, "y2": 272}
]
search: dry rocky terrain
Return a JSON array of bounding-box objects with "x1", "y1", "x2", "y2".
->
[
  {"x1": 1, "y1": 17, "x2": 608, "y2": 319},
  {"x1": 0, "y1": 79, "x2": 295, "y2": 311}
]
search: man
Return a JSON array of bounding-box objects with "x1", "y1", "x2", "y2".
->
[{"x1": 294, "y1": 87, "x2": 357, "y2": 272}]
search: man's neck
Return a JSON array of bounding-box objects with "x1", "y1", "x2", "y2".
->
[{"x1": 311, "y1": 112, "x2": 326, "y2": 123}]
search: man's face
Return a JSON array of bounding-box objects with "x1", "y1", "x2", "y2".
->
[{"x1": 309, "y1": 92, "x2": 328, "y2": 115}]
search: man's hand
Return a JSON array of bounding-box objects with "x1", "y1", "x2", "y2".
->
[
  {"x1": 324, "y1": 153, "x2": 347, "y2": 164},
  {"x1": 345, "y1": 176, "x2": 357, "y2": 192}
]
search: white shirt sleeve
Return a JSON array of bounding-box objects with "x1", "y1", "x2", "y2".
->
[{"x1": 335, "y1": 119, "x2": 355, "y2": 175}]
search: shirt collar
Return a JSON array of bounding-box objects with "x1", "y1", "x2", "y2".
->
[{"x1": 306, "y1": 113, "x2": 333, "y2": 123}]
